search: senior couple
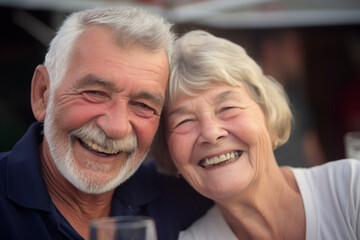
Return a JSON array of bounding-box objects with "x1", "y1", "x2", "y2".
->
[{"x1": 0, "y1": 7, "x2": 358, "y2": 240}]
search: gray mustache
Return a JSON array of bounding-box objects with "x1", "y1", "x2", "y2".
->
[{"x1": 71, "y1": 123, "x2": 137, "y2": 153}]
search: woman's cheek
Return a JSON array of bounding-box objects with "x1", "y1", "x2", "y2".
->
[{"x1": 168, "y1": 134, "x2": 191, "y2": 165}]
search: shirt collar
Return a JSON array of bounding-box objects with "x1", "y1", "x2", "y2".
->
[{"x1": 111, "y1": 159, "x2": 161, "y2": 215}]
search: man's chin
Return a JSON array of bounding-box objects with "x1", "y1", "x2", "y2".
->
[
  {"x1": 61, "y1": 168, "x2": 126, "y2": 194},
  {"x1": 64, "y1": 159, "x2": 142, "y2": 195}
]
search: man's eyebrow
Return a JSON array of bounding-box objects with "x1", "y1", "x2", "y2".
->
[{"x1": 74, "y1": 74, "x2": 116, "y2": 90}]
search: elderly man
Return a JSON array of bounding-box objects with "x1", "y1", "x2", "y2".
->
[{"x1": 0, "y1": 7, "x2": 212, "y2": 240}]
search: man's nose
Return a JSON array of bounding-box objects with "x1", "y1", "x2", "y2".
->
[
  {"x1": 197, "y1": 116, "x2": 228, "y2": 145},
  {"x1": 96, "y1": 102, "x2": 132, "y2": 140}
]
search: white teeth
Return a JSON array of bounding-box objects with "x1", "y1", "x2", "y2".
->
[
  {"x1": 200, "y1": 151, "x2": 241, "y2": 168},
  {"x1": 83, "y1": 139, "x2": 118, "y2": 155}
]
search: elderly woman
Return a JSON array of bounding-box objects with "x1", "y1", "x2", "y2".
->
[{"x1": 152, "y1": 30, "x2": 360, "y2": 239}]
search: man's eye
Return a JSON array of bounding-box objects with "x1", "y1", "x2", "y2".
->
[
  {"x1": 82, "y1": 90, "x2": 109, "y2": 102},
  {"x1": 130, "y1": 101, "x2": 157, "y2": 118},
  {"x1": 84, "y1": 91, "x2": 105, "y2": 96},
  {"x1": 137, "y1": 102, "x2": 153, "y2": 110}
]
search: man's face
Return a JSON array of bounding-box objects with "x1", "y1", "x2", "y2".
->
[{"x1": 43, "y1": 26, "x2": 169, "y2": 194}]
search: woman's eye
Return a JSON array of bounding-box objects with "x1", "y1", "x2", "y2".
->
[
  {"x1": 176, "y1": 119, "x2": 191, "y2": 127},
  {"x1": 170, "y1": 118, "x2": 196, "y2": 134},
  {"x1": 218, "y1": 106, "x2": 238, "y2": 114},
  {"x1": 222, "y1": 106, "x2": 234, "y2": 111},
  {"x1": 218, "y1": 106, "x2": 240, "y2": 120}
]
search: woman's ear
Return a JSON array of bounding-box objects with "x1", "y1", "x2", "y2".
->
[{"x1": 31, "y1": 65, "x2": 50, "y2": 122}]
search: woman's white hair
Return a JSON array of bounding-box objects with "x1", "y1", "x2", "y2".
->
[
  {"x1": 153, "y1": 30, "x2": 293, "y2": 175},
  {"x1": 44, "y1": 7, "x2": 175, "y2": 96},
  {"x1": 169, "y1": 30, "x2": 292, "y2": 143}
]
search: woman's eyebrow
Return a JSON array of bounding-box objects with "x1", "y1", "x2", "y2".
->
[
  {"x1": 214, "y1": 90, "x2": 234, "y2": 103},
  {"x1": 167, "y1": 106, "x2": 190, "y2": 119},
  {"x1": 168, "y1": 90, "x2": 237, "y2": 117}
]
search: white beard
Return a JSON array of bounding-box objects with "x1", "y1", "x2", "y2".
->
[{"x1": 43, "y1": 98, "x2": 148, "y2": 194}]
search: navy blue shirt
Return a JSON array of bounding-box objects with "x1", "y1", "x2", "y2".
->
[{"x1": 0, "y1": 122, "x2": 213, "y2": 240}]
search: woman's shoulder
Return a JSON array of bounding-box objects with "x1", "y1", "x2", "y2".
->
[
  {"x1": 294, "y1": 159, "x2": 359, "y2": 176},
  {"x1": 289, "y1": 159, "x2": 360, "y2": 239},
  {"x1": 317, "y1": 159, "x2": 360, "y2": 169},
  {"x1": 290, "y1": 159, "x2": 360, "y2": 209}
]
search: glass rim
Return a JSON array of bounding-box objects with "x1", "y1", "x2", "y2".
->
[
  {"x1": 91, "y1": 216, "x2": 155, "y2": 230},
  {"x1": 345, "y1": 131, "x2": 360, "y2": 139}
]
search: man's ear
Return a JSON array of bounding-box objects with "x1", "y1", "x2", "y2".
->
[{"x1": 31, "y1": 65, "x2": 50, "y2": 122}]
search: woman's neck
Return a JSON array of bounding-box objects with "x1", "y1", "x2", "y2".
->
[{"x1": 216, "y1": 165, "x2": 305, "y2": 240}]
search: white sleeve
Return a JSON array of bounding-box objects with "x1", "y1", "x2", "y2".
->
[{"x1": 292, "y1": 159, "x2": 360, "y2": 240}]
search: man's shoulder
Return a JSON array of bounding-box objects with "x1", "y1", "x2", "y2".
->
[
  {"x1": 0, "y1": 151, "x2": 9, "y2": 158},
  {"x1": 0, "y1": 151, "x2": 10, "y2": 164},
  {"x1": 0, "y1": 150, "x2": 8, "y2": 164},
  {"x1": 0, "y1": 151, "x2": 10, "y2": 193},
  {"x1": 0, "y1": 122, "x2": 42, "y2": 189},
  {"x1": 0, "y1": 122, "x2": 42, "y2": 163}
]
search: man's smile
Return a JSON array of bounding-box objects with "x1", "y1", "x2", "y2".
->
[{"x1": 78, "y1": 138, "x2": 121, "y2": 156}]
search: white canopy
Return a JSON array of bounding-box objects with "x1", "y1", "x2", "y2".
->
[{"x1": 1, "y1": 0, "x2": 360, "y2": 28}]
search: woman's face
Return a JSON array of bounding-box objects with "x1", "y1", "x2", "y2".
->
[{"x1": 165, "y1": 84, "x2": 274, "y2": 200}]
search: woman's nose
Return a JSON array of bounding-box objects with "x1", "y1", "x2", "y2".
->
[{"x1": 197, "y1": 116, "x2": 228, "y2": 145}]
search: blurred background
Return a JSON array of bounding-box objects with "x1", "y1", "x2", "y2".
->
[{"x1": 1, "y1": 0, "x2": 359, "y2": 166}]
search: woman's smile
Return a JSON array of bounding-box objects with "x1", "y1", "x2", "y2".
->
[{"x1": 199, "y1": 150, "x2": 242, "y2": 168}]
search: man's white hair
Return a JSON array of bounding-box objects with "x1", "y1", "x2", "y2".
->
[{"x1": 44, "y1": 7, "x2": 175, "y2": 98}]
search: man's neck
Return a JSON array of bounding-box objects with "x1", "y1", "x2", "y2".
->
[{"x1": 39, "y1": 141, "x2": 114, "y2": 240}]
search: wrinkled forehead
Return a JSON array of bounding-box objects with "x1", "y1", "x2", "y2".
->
[
  {"x1": 166, "y1": 81, "x2": 246, "y2": 114},
  {"x1": 167, "y1": 78, "x2": 243, "y2": 107}
]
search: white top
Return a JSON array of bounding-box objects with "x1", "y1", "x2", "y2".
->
[
  {"x1": 178, "y1": 159, "x2": 360, "y2": 240},
  {"x1": 178, "y1": 205, "x2": 237, "y2": 240}
]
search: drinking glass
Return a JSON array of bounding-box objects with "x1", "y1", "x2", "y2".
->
[
  {"x1": 90, "y1": 216, "x2": 157, "y2": 240},
  {"x1": 344, "y1": 131, "x2": 360, "y2": 160}
]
